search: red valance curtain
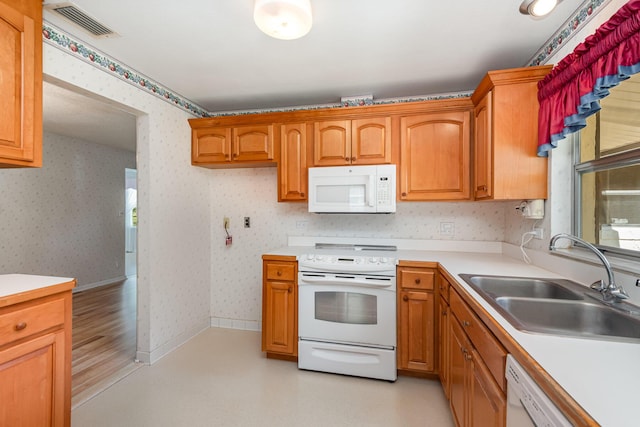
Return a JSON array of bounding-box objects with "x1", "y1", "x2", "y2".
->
[{"x1": 537, "y1": 0, "x2": 640, "y2": 156}]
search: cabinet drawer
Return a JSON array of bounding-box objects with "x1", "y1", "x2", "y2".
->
[
  {"x1": 0, "y1": 297, "x2": 65, "y2": 347},
  {"x1": 450, "y1": 289, "x2": 506, "y2": 390},
  {"x1": 266, "y1": 263, "x2": 295, "y2": 281},
  {"x1": 399, "y1": 269, "x2": 435, "y2": 290}
]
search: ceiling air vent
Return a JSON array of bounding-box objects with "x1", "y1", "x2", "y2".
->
[{"x1": 45, "y1": 2, "x2": 118, "y2": 38}]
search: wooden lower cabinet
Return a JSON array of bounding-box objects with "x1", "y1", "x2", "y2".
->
[
  {"x1": 438, "y1": 273, "x2": 451, "y2": 397},
  {"x1": 448, "y1": 286, "x2": 506, "y2": 427},
  {"x1": 0, "y1": 280, "x2": 74, "y2": 427},
  {"x1": 397, "y1": 263, "x2": 437, "y2": 374},
  {"x1": 261, "y1": 256, "x2": 297, "y2": 358}
]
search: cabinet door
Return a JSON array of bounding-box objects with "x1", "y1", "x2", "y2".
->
[
  {"x1": 449, "y1": 317, "x2": 468, "y2": 427},
  {"x1": 474, "y1": 92, "x2": 492, "y2": 199},
  {"x1": 398, "y1": 290, "x2": 435, "y2": 372},
  {"x1": 438, "y1": 295, "x2": 450, "y2": 398},
  {"x1": 192, "y1": 127, "x2": 232, "y2": 164},
  {"x1": 313, "y1": 120, "x2": 351, "y2": 166},
  {"x1": 233, "y1": 125, "x2": 274, "y2": 162},
  {"x1": 468, "y1": 348, "x2": 506, "y2": 427},
  {"x1": 351, "y1": 117, "x2": 391, "y2": 165},
  {"x1": 279, "y1": 123, "x2": 308, "y2": 201},
  {"x1": 0, "y1": 330, "x2": 66, "y2": 427},
  {"x1": 0, "y1": 0, "x2": 41, "y2": 167},
  {"x1": 399, "y1": 111, "x2": 470, "y2": 200},
  {"x1": 262, "y1": 259, "x2": 297, "y2": 357}
]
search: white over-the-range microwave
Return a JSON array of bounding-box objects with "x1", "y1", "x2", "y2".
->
[{"x1": 307, "y1": 164, "x2": 397, "y2": 214}]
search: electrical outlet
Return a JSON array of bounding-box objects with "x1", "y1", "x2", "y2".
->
[
  {"x1": 223, "y1": 217, "x2": 230, "y2": 228},
  {"x1": 439, "y1": 222, "x2": 455, "y2": 236},
  {"x1": 244, "y1": 217, "x2": 250, "y2": 228},
  {"x1": 532, "y1": 227, "x2": 544, "y2": 240}
]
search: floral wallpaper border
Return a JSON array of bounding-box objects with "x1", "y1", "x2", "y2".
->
[
  {"x1": 527, "y1": 0, "x2": 611, "y2": 66},
  {"x1": 44, "y1": 0, "x2": 608, "y2": 120},
  {"x1": 42, "y1": 22, "x2": 210, "y2": 118}
]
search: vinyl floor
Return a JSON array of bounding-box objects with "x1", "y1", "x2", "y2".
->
[{"x1": 72, "y1": 327, "x2": 455, "y2": 427}]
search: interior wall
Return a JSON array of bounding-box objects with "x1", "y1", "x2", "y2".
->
[
  {"x1": 43, "y1": 43, "x2": 212, "y2": 364},
  {"x1": 0, "y1": 132, "x2": 135, "y2": 287},
  {"x1": 209, "y1": 167, "x2": 510, "y2": 326}
]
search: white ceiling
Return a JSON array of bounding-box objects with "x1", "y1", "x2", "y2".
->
[{"x1": 42, "y1": 0, "x2": 586, "y2": 151}]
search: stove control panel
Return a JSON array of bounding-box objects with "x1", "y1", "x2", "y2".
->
[{"x1": 299, "y1": 253, "x2": 397, "y2": 273}]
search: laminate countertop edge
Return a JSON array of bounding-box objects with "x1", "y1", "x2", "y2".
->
[{"x1": 0, "y1": 274, "x2": 76, "y2": 307}]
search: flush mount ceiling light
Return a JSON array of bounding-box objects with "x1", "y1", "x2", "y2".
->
[
  {"x1": 519, "y1": 0, "x2": 563, "y2": 17},
  {"x1": 254, "y1": 0, "x2": 312, "y2": 40}
]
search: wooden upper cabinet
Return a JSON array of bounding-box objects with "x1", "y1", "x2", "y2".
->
[
  {"x1": 192, "y1": 126, "x2": 232, "y2": 164},
  {"x1": 278, "y1": 123, "x2": 309, "y2": 201},
  {"x1": 233, "y1": 125, "x2": 274, "y2": 162},
  {"x1": 314, "y1": 117, "x2": 391, "y2": 166},
  {"x1": 0, "y1": 0, "x2": 42, "y2": 168},
  {"x1": 471, "y1": 66, "x2": 552, "y2": 200},
  {"x1": 191, "y1": 124, "x2": 275, "y2": 168},
  {"x1": 399, "y1": 110, "x2": 471, "y2": 201}
]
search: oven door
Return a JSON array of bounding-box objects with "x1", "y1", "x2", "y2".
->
[{"x1": 298, "y1": 273, "x2": 396, "y2": 348}]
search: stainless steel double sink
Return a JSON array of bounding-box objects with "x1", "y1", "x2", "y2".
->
[{"x1": 459, "y1": 274, "x2": 640, "y2": 343}]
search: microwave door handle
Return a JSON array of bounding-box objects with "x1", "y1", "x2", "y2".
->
[{"x1": 368, "y1": 175, "x2": 375, "y2": 207}]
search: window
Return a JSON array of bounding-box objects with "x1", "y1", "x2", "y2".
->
[{"x1": 574, "y1": 73, "x2": 640, "y2": 256}]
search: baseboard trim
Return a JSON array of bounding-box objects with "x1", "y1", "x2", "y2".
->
[
  {"x1": 210, "y1": 317, "x2": 261, "y2": 332},
  {"x1": 136, "y1": 319, "x2": 210, "y2": 365},
  {"x1": 73, "y1": 276, "x2": 127, "y2": 293}
]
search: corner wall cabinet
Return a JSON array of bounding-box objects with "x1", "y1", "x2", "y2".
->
[
  {"x1": 261, "y1": 255, "x2": 298, "y2": 359},
  {"x1": 0, "y1": 276, "x2": 75, "y2": 427},
  {"x1": 399, "y1": 109, "x2": 471, "y2": 201},
  {"x1": 0, "y1": 0, "x2": 42, "y2": 167},
  {"x1": 313, "y1": 117, "x2": 391, "y2": 166},
  {"x1": 397, "y1": 262, "x2": 437, "y2": 374},
  {"x1": 471, "y1": 66, "x2": 552, "y2": 200}
]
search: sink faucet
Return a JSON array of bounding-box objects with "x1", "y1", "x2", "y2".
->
[{"x1": 549, "y1": 233, "x2": 629, "y2": 302}]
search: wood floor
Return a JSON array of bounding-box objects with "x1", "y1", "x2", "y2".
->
[{"x1": 72, "y1": 278, "x2": 138, "y2": 407}]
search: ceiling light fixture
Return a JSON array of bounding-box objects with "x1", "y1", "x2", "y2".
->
[
  {"x1": 254, "y1": 0, "x2": 312, "y2": 40},
  {"x1": 519, "y1": 0, "x2": 562, "y2": 17}
]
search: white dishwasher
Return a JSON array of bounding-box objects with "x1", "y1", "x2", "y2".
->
[{"x1": 505, "y1": 355, "x2": 572, "y2": 427}]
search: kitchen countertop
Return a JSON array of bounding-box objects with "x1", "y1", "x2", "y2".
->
[
  {"x1": 0, "y1": 274, "x2": 76, "y2": 306},
  {"x1": 266, "y1": 244, "x2": 640, "y2": 427}
]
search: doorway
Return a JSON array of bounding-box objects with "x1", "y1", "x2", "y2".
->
[{"x1": 42, "y1": 79, "x2": 141, "y2": 406}]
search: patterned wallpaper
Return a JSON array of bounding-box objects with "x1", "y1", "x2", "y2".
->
[
  {"x1": 44, "y1": 43, "x2": 212, "y2": 364},
  {"x1": 36, "y1": 0, "x2": 629, "y2": 360},
  {"x1": 209, "y1": 167, "x2": 510, "y2": 326},
  {"x1": 0, "y1": 132, "x2": 135, "y2": 286}
]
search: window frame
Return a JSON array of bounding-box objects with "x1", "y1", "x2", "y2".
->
[{"x1": 573, "y1": 132, "x2": 640, "y2": 259}]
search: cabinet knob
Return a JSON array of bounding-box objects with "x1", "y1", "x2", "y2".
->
[
  {"x1": 414, "y1": 278, "x2": 421, "y2": 285},
  {"x1": 351, "y1": 157, "x2": 356, "y2": 161},
  {"x1": 277, "y1": 270, "x2": 282, "y2": 276},
  {"x1": 300, "y1": 192, "x2": 305, "y2": 197},
  {"x1": 345, "y1": 157, "x2": 350, "y2": 162},
  {"x1": 477, "y1": 185, "x2": 487, "y2": 191},
  {"x1": 465, "y1": 351, "x2": 472, "y2": 361},
  {"x1": 14, "y1": 322, "x2": 27, "y2": 331},
  {"x1": 442, "y1": 311, "x2": 447, "y2": 316},
  {"x1": 401, "y1": 192, "x2": 407, "y2": 197},
  {"x1": 402, "y1": 295, "x2": 409, "y2": 302},
  {"x1": 288, "y1": 286, "x2": 292, "y2": 293},
  {"x1": 463, "y1": 320, "x2": 471, "y2": 327}
]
